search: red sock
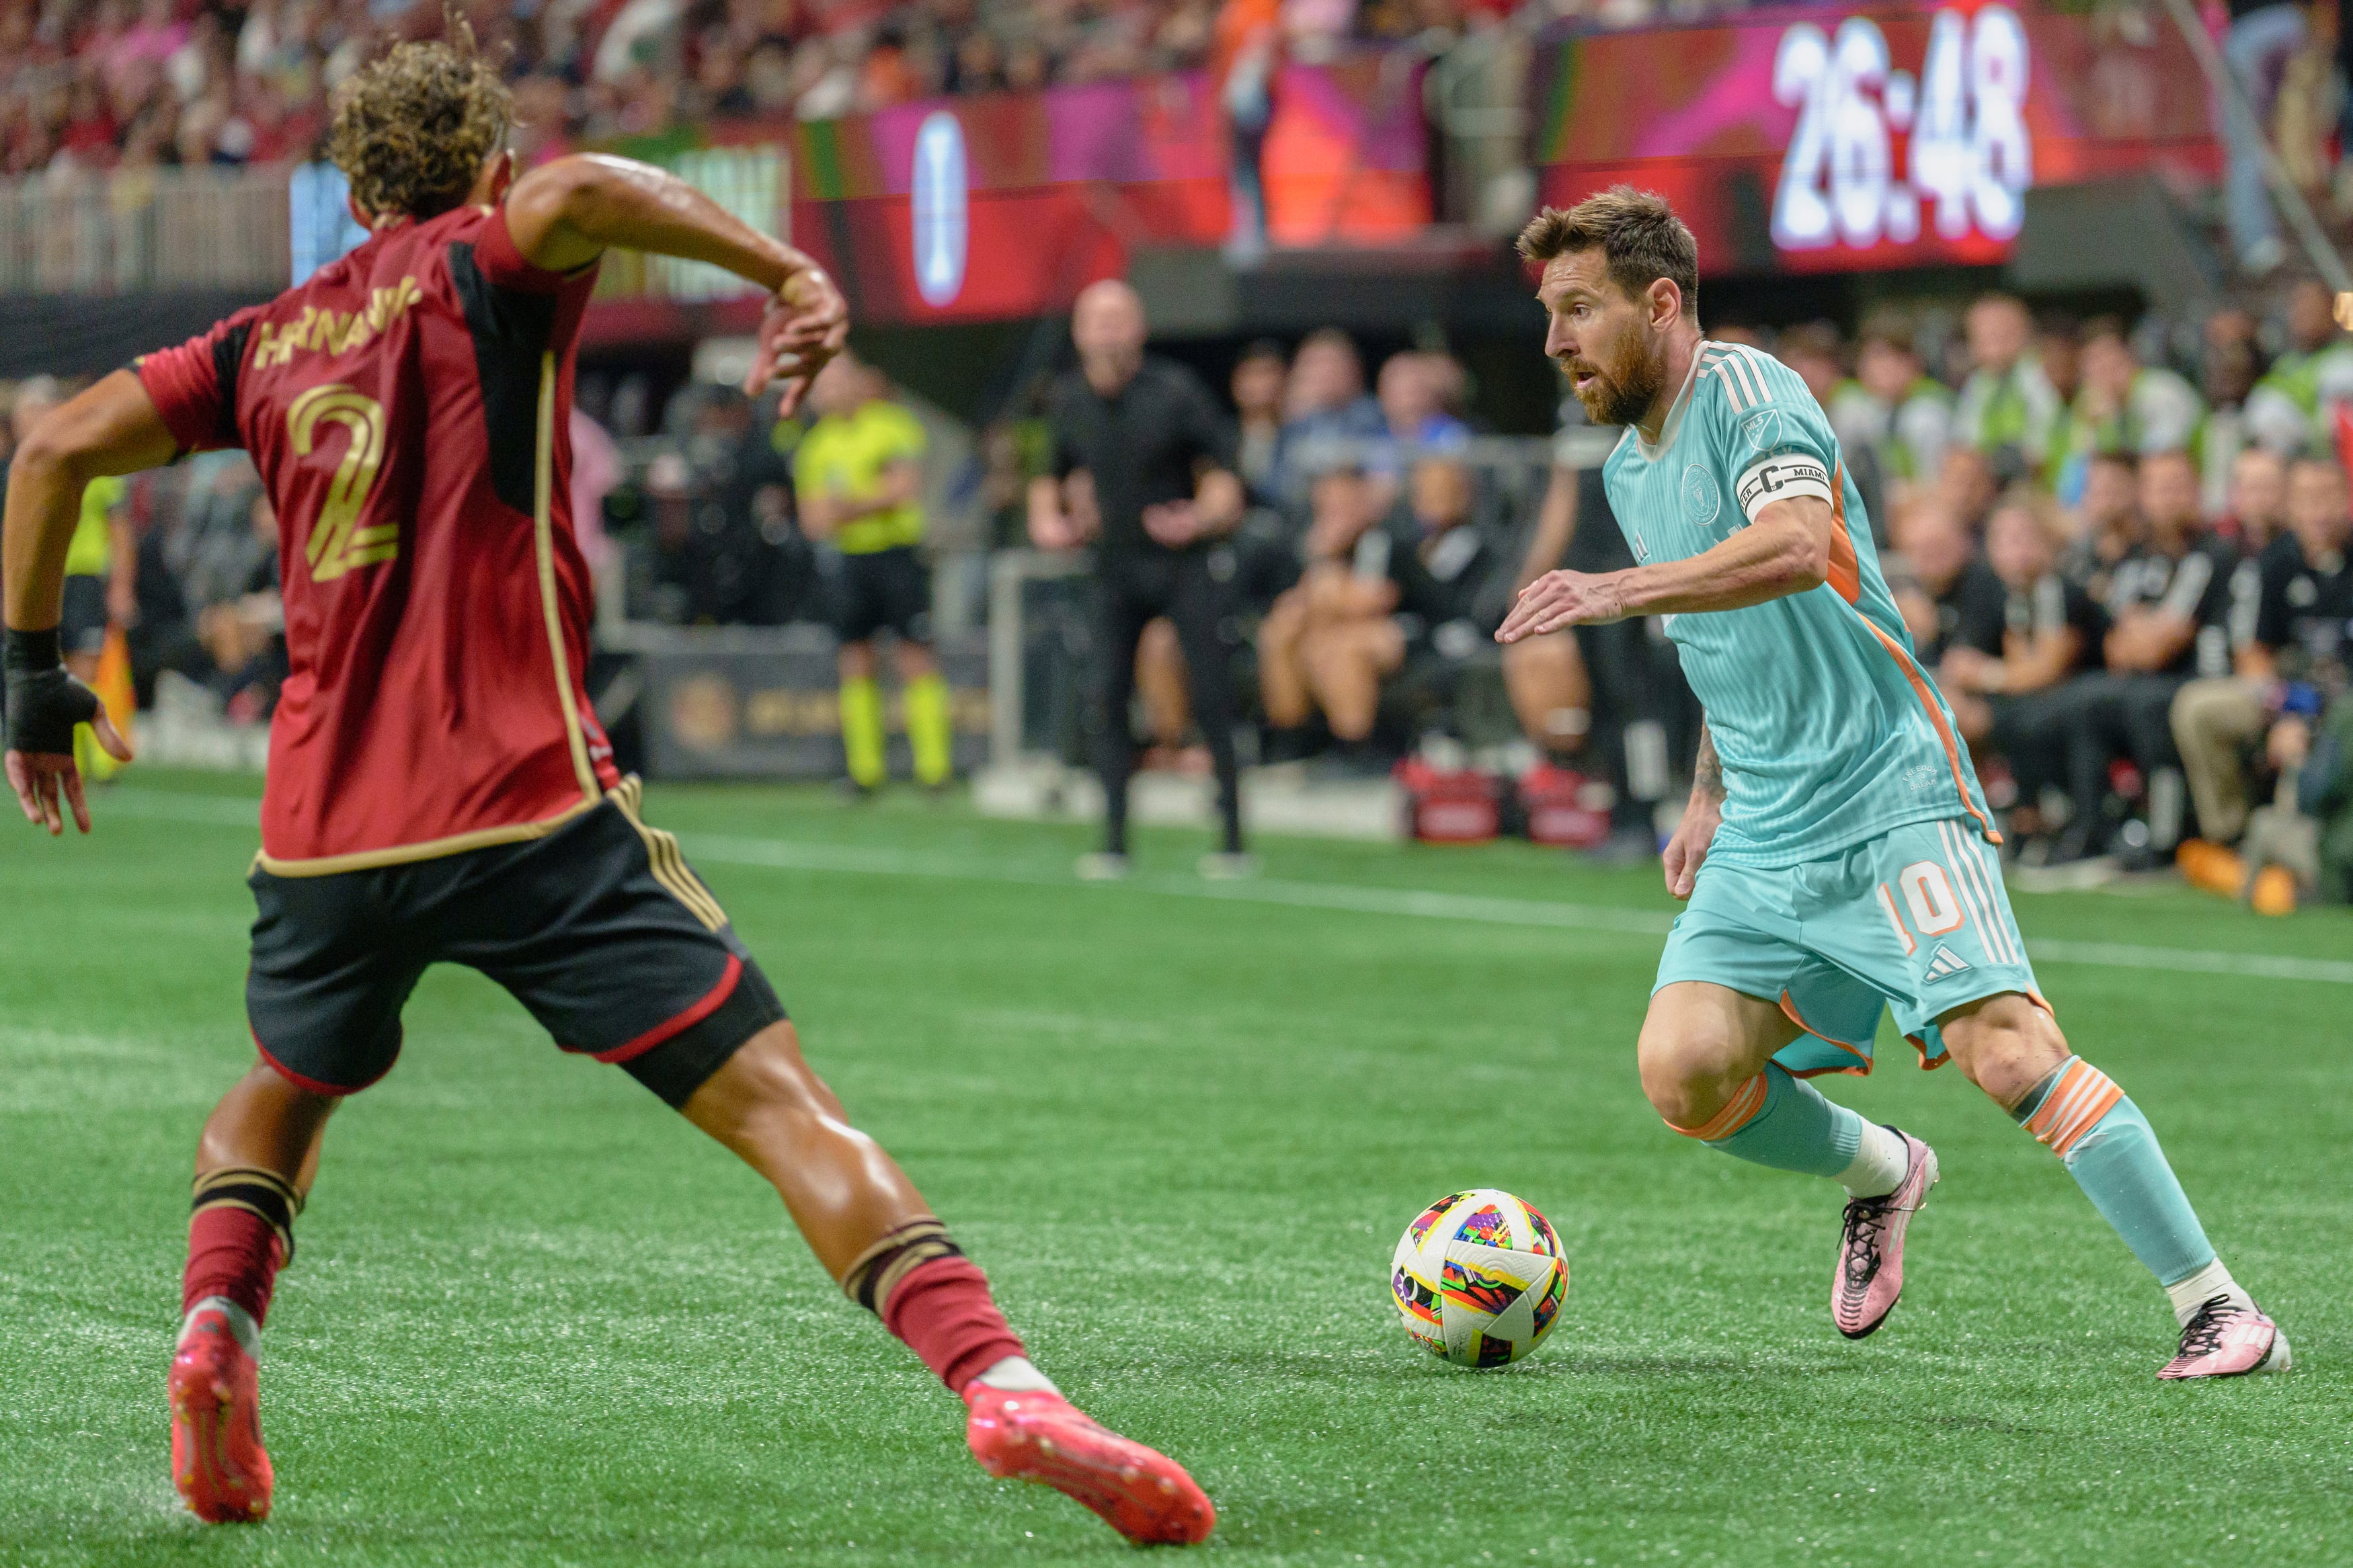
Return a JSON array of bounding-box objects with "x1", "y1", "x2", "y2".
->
[
  {"x1": 881, "y1": 1256, "x2": 1027, "y2": 1395},
  {"x1": 182, "y1": 1167, "x2": 298, "y2": 1326},
  {"x1": 182, "y1": 1208, "x2": 286, "y2": 1323}
]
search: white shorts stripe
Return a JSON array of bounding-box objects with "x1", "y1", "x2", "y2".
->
[
  {"x1": 1964, "y1": 833, "x2": 2020, "y2": 966},
  {"x1": 1938, "y1": 821, "x2": 1996, "y2": 965},
  {"x1": 1942, "y1": 819, "x2": 2013, "y2": 967},
  {"x1": 1933, "y1": 821, "x2": 1993, "y2": 964}
]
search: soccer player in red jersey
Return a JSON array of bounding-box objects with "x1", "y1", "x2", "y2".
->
[{"x1": 1, "y1": 32, "x2": 1211, "y2": 1545}]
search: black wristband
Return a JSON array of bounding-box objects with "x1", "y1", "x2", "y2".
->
[
  {"x1": 3, "y1": 626, "x2": 63, "y2": 672},
  {"x1": 3, "y1": 626, "x2": 98, "y2": 754}
]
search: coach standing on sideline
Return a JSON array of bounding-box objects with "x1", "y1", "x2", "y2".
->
[{"x1": 1029, "y1": 280, "x2": 1252, "y2": 880}]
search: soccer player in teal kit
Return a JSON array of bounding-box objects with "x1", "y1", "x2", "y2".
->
[{"x1": 1497, "y1": 187, "x2": 2283, "y2": 1378}]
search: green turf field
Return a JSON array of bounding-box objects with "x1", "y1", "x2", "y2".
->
[{"x1": 5, "y1": 770, "x2": 2351, "y2": 1567}]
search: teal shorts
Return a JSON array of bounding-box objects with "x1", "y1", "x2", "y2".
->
[{"x1": 1654, "y1": 816, "x2": 2044, "y2": 1077}]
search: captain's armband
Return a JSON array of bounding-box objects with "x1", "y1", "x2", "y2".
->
[{"x1": 1733, "y1": 452, "x2": 1833, "y2": 524}]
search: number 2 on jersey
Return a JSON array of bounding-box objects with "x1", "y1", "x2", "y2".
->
[{"x1": 287, "y1": 383, "x2": 397, "y2": 581}]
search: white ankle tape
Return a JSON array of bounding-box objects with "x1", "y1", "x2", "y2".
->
[
  {"x1": 181, "y1": 1296, "x2": 261, "y2": 1359},
  {"x1": 972, "y1": 1355, "x2": 1059, "y2": 1395},
  {"x1": 2164, "y1": 1260, "x2": 2248, "y2": 1327}
]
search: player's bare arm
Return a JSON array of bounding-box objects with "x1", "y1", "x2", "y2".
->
[
  {"x1": 1660, "y1": 718, "x2": 1722, "y2": 899},
  {"x1": 1497, "y1": 493, "x2": 1832, "y2": 641},
  {"x1": 2, "y1": 370, "x2": 176, "y2": 833},
  {"x1": 500, "y1": 153, "x2": 847, "y2": 413}
]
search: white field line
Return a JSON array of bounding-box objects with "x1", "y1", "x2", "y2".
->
[{"x1": 98, "y1": 789, "x2": 2353, "y2": 987}]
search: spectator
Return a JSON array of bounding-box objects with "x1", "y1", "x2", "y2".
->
[
  {"x1": 1230, "y1": 339, "x2": 1289, "y2": 503},
  {"x1": 1215, "y1": 0, "x2": 1281, "y2": 263},
  {"x1": 1891, "y1": 501, "x2": 2005, "y2": 672},
  {"x1": 2195, "y1": 335, "x2": 2262, "y2": 522},
  {"x1": 2245, "y1": 278, "x2": 2353, "y2": 456},
  {"x1": 1269, "y1": 327, "x2": 1386, "y2": 507},
  {"x1": 194, "y1": 487, "x2": 287, "y2": 723},
  {"x1": 1261, "y1": 456, "x2": 1496, "y2": 772},
  {"x1": 1830, "y1": 315, "x2": 1952, "y2": 488},
  {"x1": 2061, "y1": 448, "x2": 2143, "y2": 601},
  {"x1": 2215, "y1": 444, "x2": 2289, "y2": 553},
  {"x1": 2058, "y1": 450, "x2": 2236, "y2": 863},
  {"x1": 794, "y1": 352, "x2": 957, "y2": 792},
  {"x1": 1954, "y1": 293, "x2": 2062, "y2": 470},
  {"x1": 1774, "y1": 321, "x2": 1845, "y2": 409},
  {"x1": 1029, "y1": 278, "x2": 1248, "y2": 876},
  {"x1": 2171, "y1": 452, "x2": 2352, "y2": 848},
  {"x1": 2036, "y1": 313, "x2": 2085, "y2": 497},
  {"x1": 1259, "y1": 458, "x2": 1381, "y2": 759},
  {"x1": 1930, "y1": 444, "x2": 1999, "y2": 540},
  {"x1": 1369, "y1": 349, "x2": 1470, "y2": 499},
  {"x1": 2071, "y1": 317, "x2": 2204, "y2": 459},
  {"x1": 1945, "y1": 489, "x2": 2108, "y2": 843},
  {"x1": 1780, "y1": 320, "x2": 1891, "y2": 529}
]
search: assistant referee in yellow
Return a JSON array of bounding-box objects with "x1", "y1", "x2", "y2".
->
[{"x1": 793, "y1": 352, "x2": 955, "y2": 792}]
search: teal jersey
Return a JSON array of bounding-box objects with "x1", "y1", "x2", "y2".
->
[{"x1": 1601, "y1": 340, "x2": 1997, "y2": 869}]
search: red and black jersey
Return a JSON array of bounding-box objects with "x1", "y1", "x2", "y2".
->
[{"x1": 137, "y1": 203, "x2": 621, "y2": 872}]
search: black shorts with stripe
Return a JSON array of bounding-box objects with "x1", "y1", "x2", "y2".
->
[{"x1": 243, "y1": 778, "x2": 785, "y2": 1107}]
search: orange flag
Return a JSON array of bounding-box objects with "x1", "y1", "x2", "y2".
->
[{"x1": 80, "y1": 624, "x2": 136, "y2": 780}]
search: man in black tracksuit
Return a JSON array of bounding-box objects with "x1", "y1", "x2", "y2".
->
[{"x1": 1030, "y1": 280, "x2": 1249, "y2": 876}]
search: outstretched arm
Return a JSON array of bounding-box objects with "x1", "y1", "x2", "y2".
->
[
  {"x1": 502, "y1": 153, "x2": 848, "y2": 414},
  {"x1": 1497, "y1": 494, "x2": 1833, "y2": 641},
  {"x1": 3, "y1": 370, "x2": 175, "y2": 831}
]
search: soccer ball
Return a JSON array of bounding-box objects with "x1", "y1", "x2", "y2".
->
[{"x1": 1390, "y1": 1188, "x2": 1568, "y2": 1368}]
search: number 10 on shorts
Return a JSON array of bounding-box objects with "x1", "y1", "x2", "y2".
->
[{"x1": 1874, "y1": 862, "x2": 1964, "y2": 956}]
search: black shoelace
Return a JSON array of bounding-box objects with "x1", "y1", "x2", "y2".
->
[
  {"x1": 1839, "y1": 1195, "x2": 1891, "y2": 1286},
  {"x1": 2176, "y1": 1293, "x2": 2237, "y2": 1357}
]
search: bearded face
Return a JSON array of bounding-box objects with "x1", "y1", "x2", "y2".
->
[
  {"x1": 1564, "y1": 321, "x2": 1667, "y2": 428},
  {"x1": 1540, "y1": 251, "x2": 1672, "y2": 431}
]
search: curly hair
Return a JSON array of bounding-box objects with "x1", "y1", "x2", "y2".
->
[
  {"x1": 325, "y1": 20, "x2": 511, "y2": 221},
  {"x1": 1516, "y1": 186, "x2": 1699, "y2": 319}
]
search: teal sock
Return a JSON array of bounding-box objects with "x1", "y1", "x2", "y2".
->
[
  {"x1": 2016, "y1": 1058, "x2": 2217, "y2": 1287},
  {"x1": 1687, "y1": 1062, "x2": 1863, "y2": 1179}
]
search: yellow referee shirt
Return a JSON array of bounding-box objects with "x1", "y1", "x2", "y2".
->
[
  {"x1": 63, "y1": 474, "x2": 125, "y2": 577},
  {"x1": 793, "y1": 401, "x2": 927, "y2": 556}
]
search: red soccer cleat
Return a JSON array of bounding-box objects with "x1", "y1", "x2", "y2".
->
[
  {"x1": 964, "y1": 1385, "x2": 1213, "y2": 1545},
  {"x1": 169, "y1": 1305, "x2": 272, "y2": 1522}
]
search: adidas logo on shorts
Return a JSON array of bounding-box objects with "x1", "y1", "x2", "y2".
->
[{"x1": 1925, "y1": 944, "x2": 1972, "y2": 982}]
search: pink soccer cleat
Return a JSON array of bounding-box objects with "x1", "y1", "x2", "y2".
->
[
  {"x1": 2159, "y1": 1296, "x2": 2290, "y2": 1379},
  {"x1": 1832, "y1": 1127, "x2": 1940, "y2": 1340},
  {"x1": 169, "y1": 1305, "x2": 272, "y2": 1522},
  {"x1": 965, "y1": 1385, "x2": 1214, "y2": 1544}
]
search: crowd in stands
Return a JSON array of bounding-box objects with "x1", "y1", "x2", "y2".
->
[
  {"x1": 1, "y1": 0, "x2": 1595, "y2": 179},
  {"x1": 1010, "y1": 278, "x2": 2353, "y2": 906},
  {"x1": 6, "y1": 268, "x2": 2350, "y2": 904}
]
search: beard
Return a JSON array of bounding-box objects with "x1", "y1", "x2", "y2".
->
[{"x1": 1565, "y1": 339, "x2": 1667, "y2": 429}]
